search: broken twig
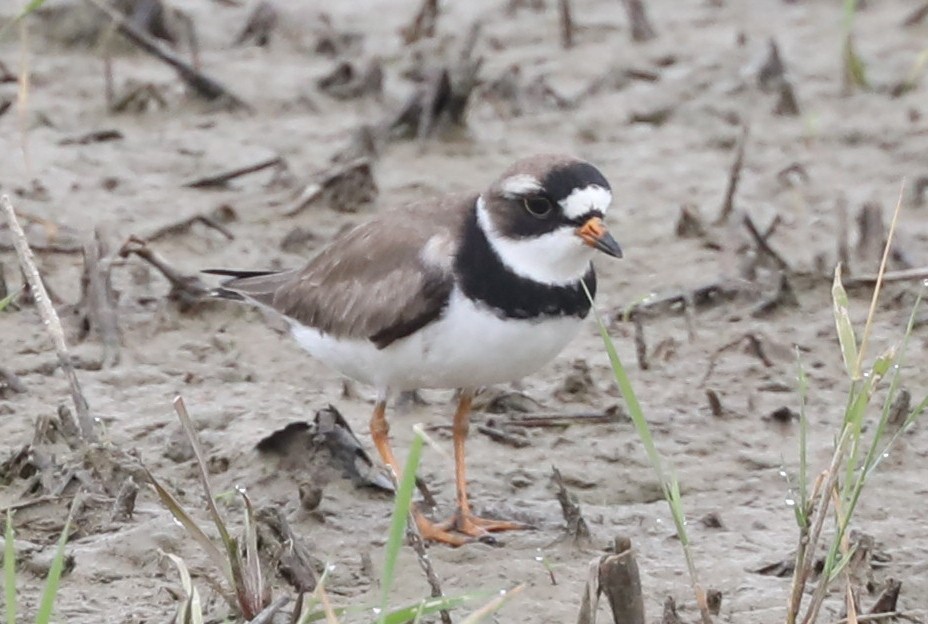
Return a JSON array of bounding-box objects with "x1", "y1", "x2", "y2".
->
[
  {"x1": 552, "y1": 466, "x2": 591, "y2": 547},
  {"x1": 743, "y1": 213, "x2": 790, "y2": 271},
  {"x1": 117, "y1": 235, "x2": 211, "y2": 308},
  {"x1": 285, "y1": 158, "x2": 377, "y2": 216},
  {"x1": 558, "y1": 0, "x2": 574, "y2": 48},
  {"x1": 716, "y1": 124, "x2": 749, "y2": 224},
  {"x1": 143, "y1": 205, "x2": 237, "y2": 242},
  {"x1": 85, "y1": 0, "x2": 250, "y2": 109},
  {"x1": 621, "y1": 0, "x2": 657, "y2": 42},
  {"x1": 185, "y1": 156, "x2": 283, "y2": 189},
  {"x1": 1, "y1": 195, "x2": 96, "y2": 442},
  {"x1": 79, "y1": 229, "x2": 122, "y2": 366},
  {"x1": 401, "y1": 0, "x2": 439, "y2": 44}
]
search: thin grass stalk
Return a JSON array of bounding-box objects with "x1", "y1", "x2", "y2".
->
[
  {"x1": 164, "y1": 552, "x2": 205, "y2": 624},
  {"x1": 0, "y1": 289, "x2": 19, "y2": 312},
  {"x1": 786, "y1": 471, "x2": 828, "y2": 623},
  {"x1": 458, "y1": 585, "x2": 525, "y2": 624},
  {"x1": 830, "y1": 489, "x2": 860, "y2": 624},
  {"x1": 172, "y1": 397, "x2": 236, "y2": 551},
  {"x1": 381, "y1": 596, "x2": 477, "y2": 624},
  {"x1": 318, "y1": 584, "x2": 338, "y2": 624},
  {"x1": 854, "y1": 181, "x2": 904, "y2": 379},
  {"x1": 297, "y1": 566, "x2": 330, "y2": 624},
  {"x1": 582, "y1": 281, "x2": 712, "y2": 624},
  {"x1": 411, "y1": 600, "x2": 427, "y2": 624},
  {"x1": 797, "y1": 353, "x2": 810, "y2": 528},
  {"x1": 144, "y1": 467, "x2": 235, "y2": 595},
  {"x1": 785, "y1": 354, "x2": 813, "y2": 622},
  {"x1": 378, "y1": 431, "x2": 424, "y2": 622},
  {"x1": 862, "y1": 393, "x2": 928, "y2": 481},
  {"x1": 240, "y1": 489, "x2": 267, "y2": 617},
  {"x1": 788, "y1": 423, "x2": 852, "y2": 624},
  {"x1": 172, "y1": 396, "x2": 255, "y2": 616},
  {"x1": 35, "y1": 493, "x2": 81, "y2": 624},
  {"x1": 4, "y1": 511, "x2": 16, "y2": 624}
]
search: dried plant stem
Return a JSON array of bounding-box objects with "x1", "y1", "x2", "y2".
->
[
  {"x1": 1, "y1": 195, "x2": 96, "y2": 442},
  {"x1": 406, "y1": 518, "x2": 452, "y2": 624},
  {"x1": 854, "y1": 181, "x2": 904, "y2": 378},
  {"x1": 790, "y1": 431, "x2": 851, "y2": 624}
]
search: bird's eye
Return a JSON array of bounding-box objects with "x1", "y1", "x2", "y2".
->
[{"x1": 523, "y1": 197, "x2": 553, "y2": 218}]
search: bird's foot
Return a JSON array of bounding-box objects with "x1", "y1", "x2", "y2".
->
[
  {"x1": 414, "y1": 512, "x2": 474, "y2": 547},
  {"x1": 437, "y1": 508, "x2": 532, "y2": 540},
  {"x1": 413, "y1": 508, "x2": 531, "y2": 546}
]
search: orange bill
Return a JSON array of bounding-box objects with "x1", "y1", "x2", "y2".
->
[{"x1": 576, "y1": 216, "x2": 622, "y2": 258}]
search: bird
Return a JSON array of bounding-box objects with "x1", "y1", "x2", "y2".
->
[{"x1": 206, "y1": 154, "x2": 622, "y2": 546}]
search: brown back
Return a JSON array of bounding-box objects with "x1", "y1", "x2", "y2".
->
[{"x1": 218, "y1": 194, "x2": 476, "y2": 348}]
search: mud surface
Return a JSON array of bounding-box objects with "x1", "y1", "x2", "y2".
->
[{"x1": 2, "y1": 1, "x2": 927, "y2": 622}]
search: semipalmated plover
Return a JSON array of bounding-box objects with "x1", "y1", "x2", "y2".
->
[{"x1": 207, "y1": 154, "x2": 621, "y2": 545}]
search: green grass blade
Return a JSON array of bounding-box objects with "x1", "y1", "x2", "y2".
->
[
  {"x1": 144, "y1": 467, "x2": 231, "y2": 582},
  {"x1": 581, "y1": 281, "x2": 710, "y2": 624},
  {"x1": 411, "y1": 600, "x2": 427, "y2": 624},
  {"x1": 379, "y1": 430, "x2": 424, "y2": 622},
  {"x1": 459, "y1": 585, "x2": 525, "y2": 624},
  {"x1": 171, "y1": 397, "x2": 248, "y2": 613},
  {"x1": 382, "y1": 595, "x2": 476, "y2": 624},
  {"x1": 18, "y1": 0, "x2": 49, "y2": 16},
  {"x1": 297, "y1": 607, "x2": 349, "y2": 623},
  {"x1": 795, "y1": 350, "x2": 810, "y2": 527},
  {"x1": 4, "y1": 511, "x2": 15, "y2": 624},
  {"x1": 35, "y1": 495, "x2": 80, "y2": 624},
  {"x1": 831, "y1": 264, "x2": 859, "y2": 379},
  {"x1": 165, "y1": 552, "x2": 205, "y2": 624},
  {"x1": 296, "y1": 565, "x2": 330, "y2": 624},
  {"x1": 172, "y1": 398, "x2": 234, "y2": 547},
  {"x1": 239, "y1": 488, "x2": 267, "y2": 617},
  {"x1": 0, "y1": 289, "x2": 19, "y2": 312},
  {"x1": 580, "y1": 281, "x2": 667, "y2": 483}
]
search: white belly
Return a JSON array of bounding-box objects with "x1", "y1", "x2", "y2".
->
[{"x1": 289, "y1": 288, "x2": 584, "y2": 391}]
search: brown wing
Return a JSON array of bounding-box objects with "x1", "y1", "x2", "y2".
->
[{"x1": 212, "y1": 194, "x2": 475, "y2": 349}]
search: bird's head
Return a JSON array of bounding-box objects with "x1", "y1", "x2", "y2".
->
[{"x1": 476, "y1": 154, "x2": 621, "y2": 285}]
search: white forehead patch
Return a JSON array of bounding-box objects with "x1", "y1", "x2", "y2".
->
[
  {"x1": 558, "y1": 185, "x2": 612, "y2": 220},
  {"x1": 500, "y1": 174, "x2": 543, "y2": 198},
  {"x1": 476, "y1": 197, "x2": 594, "y2": 285}
]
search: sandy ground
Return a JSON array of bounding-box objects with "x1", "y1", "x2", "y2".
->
[{"x1": 2, "y1": 0, "x2": 928, "y2": 622}]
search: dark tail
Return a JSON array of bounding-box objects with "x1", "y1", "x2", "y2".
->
[
  {"x1": 202, "y1": 269, "x2": 280, "y2": 279},
  {"x1": 202, "y1": 269, "x2": 286, "y2": 306}
]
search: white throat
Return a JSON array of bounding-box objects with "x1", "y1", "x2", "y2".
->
[{"x1": 475, "y1": 197, "x2": 595, "y2": 286}]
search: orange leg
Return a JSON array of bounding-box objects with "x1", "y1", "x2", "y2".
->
[
  {"x1": 436, "y1": 390, "x2": 530, "y2": 538},
  {"x1": 369, "y1": 400, "x2": 469, "y2": 546}
]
